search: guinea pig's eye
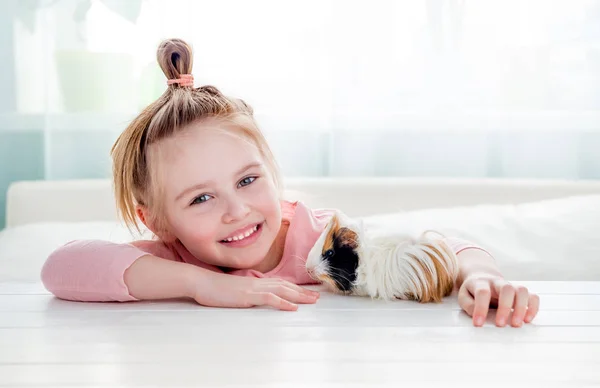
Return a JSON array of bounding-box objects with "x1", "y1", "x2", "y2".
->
[{"x1": 323, "y1": 249, "x2": 334, "y2": 259}]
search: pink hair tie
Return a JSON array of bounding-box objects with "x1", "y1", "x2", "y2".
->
[{"x1": 167, "y1": 74, "x2": 194, "y2": 87}]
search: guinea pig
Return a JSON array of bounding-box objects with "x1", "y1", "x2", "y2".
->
[{"x1": 305, "y1": 211, "x2": 459, "y2": 303}]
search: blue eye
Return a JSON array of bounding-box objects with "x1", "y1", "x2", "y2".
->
[
  {"x1": 191, "y1": 194, "x2": 212, "y2": 206},
  {"x1": 238, "y1": 176, "x2": 256, "y2": 188},
  {"x1": 324, "y1": 249, "x2": 334, "y2": 259}
]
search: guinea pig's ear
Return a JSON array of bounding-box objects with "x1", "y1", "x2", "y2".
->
[{"x1": 335, "y1": 227, "x2": 359, "y2": 249}]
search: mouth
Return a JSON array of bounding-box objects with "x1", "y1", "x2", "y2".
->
[
  {"x1": 219, "y1": 222, "x2": 263, "y2": 247},
  {"x1": 318, "y1": 274, "x2": 344, "y2": 293}
]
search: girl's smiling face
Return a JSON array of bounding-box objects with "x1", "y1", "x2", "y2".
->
[{"x1": 141, "y1": 119, "x2": 283, "y2": 270}]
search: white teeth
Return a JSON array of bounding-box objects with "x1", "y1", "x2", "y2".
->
[{"x1": 223, "y1": 224, "x2": 259, "y2": 243}]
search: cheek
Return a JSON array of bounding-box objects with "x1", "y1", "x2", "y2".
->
[
  {"x1": 305, "y1": 253, "x2": 319, "y2": 270},
  {"x1": 169, "y1": 210, "x2": 221, "y2": 246},
  {"x1": 306, "y1": 247, "x2": 326, "y2": 273},
  {"x1": 248, "y1": 180, "x2": 281, "y2": 222},
  {"x1": 306, "y1": 230, "x2": 332, "y2": 274}
]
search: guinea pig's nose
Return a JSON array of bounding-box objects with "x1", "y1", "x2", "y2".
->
[{"x1": 307, "y1": 268, "x2": 315, "y2": 277}]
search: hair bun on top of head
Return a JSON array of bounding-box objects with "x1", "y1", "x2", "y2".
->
[{"x1": 157, "y1": 38, "x2": 194, "y2": 88}]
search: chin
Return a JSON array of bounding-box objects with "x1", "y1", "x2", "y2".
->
[
  {"x1": 235, "y1": 255, "x2": 267, "y2": 270},
  {"x1": 223, "y1": 244, "x2": 271, "y2": 270}
]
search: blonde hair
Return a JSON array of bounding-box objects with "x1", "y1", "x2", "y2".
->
[{"x1": 110, "y1": 38, "x2": 282, "y2": 235}]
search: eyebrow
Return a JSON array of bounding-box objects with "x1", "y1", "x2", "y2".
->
[{"x1": 175, "y1": 161, "x2": 263, "y2": 202}]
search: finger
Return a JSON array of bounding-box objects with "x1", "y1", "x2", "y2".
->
[
  {"x1": 493, "y1": 280, "x2": 516, "y2": 327},
  {"x1": 266, "y1": 279, "x2": 320, "y2": 298},
  {"x1": 457, "y1": 283, "x2": 476, "y2": 317},
  {"x1": 471, "y1": 280, "x2": 492, "y2": 327},
  {"x1": 281, "y1": 281, "x2": 320, "y2": 298},
  {"x1": 524, "y1": 293, "x2": 540, "y2": 323},
  {"x1": 254, "y1": 292, "x2": 298, "y2": 311},
  {"x1": 270, "y1": 284, "x2": 318, "y2": 305},
  {"x1": 511, "y1": 286, "x2": 530, "y2": 327}
]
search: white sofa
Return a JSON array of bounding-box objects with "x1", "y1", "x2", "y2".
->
[{"x1": 2, "y1": 177, "x2": 600, "y2": 282}]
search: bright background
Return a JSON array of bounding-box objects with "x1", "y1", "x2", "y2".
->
[{"x1": 1, "y1": 0, "x2": 600, "y2": 228}]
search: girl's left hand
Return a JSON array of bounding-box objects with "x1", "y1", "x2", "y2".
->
[{"x1": 457, "y1": 274, "x2": 540, "y2": 327}]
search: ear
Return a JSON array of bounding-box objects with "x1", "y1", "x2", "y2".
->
[
  {"x1": 135, "y1": 205, "x2": 150, "y2": 229},
  {"x1": 335, "y1": 227, "x2": 359, "y2": 249},
  {"x1": 135, "y1": 205, "x2": 176, "y2": 242}
]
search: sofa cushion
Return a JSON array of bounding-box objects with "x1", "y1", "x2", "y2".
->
[{"x1": 360, "y1": 194, "x2": 600, "y2": 280}]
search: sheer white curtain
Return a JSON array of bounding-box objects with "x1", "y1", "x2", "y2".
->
[{"x1": 5, "y1": 0, "x2": 600, "y2": 180}]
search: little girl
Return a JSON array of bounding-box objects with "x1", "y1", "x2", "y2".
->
[{"x1": 41, "y1": 38, "x2": 539, "y2": 328}]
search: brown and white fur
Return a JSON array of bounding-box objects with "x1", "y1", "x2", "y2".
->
[{"x1": 306, "y1": 211, "x2": 459, "y2": 303}]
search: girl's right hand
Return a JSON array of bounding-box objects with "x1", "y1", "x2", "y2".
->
[{"x1": 188, "y1": 271, "x2": 320, "y2": 311}]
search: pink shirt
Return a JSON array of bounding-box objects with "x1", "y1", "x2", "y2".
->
[{"x1": 40, "y1": 201, "x2": 490, "y2": 302}]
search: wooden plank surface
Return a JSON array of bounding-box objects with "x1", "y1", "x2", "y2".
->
[{"x1": 0, "y1": 281, "x2": 598, "y2": 387}]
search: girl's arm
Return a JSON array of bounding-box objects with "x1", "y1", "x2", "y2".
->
[
  {"x1": 126, "y1": 257, "x2": 320, "y2": 309},
  {"x1": 41, "y1": 239, "x2": 319, "y2": 309},
  {"x1": 442, "y1": 236, "x2": 503, "y2": 286},
  {"x1": 40, "y1": 239, "x2": 186, "y2": 302},
  {"x1": 443, "y1": 236, "x2": 540, "y2": 328},
  {"x1": 123, "y1": 254, "x2": 199, "y2": 300}
]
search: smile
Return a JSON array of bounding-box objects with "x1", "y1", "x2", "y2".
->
[{"x1": 221, "y1": 223, "x2": 260, "y2": 243}]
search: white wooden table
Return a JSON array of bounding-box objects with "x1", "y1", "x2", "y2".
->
[{"x1": 0, "y1": 281, "x2": 599, "y2": 387}]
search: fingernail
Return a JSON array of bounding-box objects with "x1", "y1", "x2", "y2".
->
[
  {"x1": 498, "y1": 318, "x2": 506, "y2": 326},
  {"x1": 475, "y1": 316, "x2": 485, "y2": 326},
  {"x1": 513, "y1": 319, "x2": 522, "y2": 327}
]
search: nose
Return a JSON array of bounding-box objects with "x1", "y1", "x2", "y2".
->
[
  {"x1": 307, "y1": 267, "x2": 316, "y2": 278},
  {"x1": 222, "y1": 196, "x2": 251, "y2": 224}
]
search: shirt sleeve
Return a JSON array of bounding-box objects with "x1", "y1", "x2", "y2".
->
[
  {"x1": 40, "y1": 239, "x2": 180, "y2": 302},
  {"x1": 443, "y1": 236, "x2": 494, "y2": 258}
]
